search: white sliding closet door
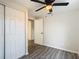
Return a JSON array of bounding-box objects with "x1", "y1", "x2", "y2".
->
[
  {"x1": 5, "y1": 7, "x2": 26, "y2": 59},
  {"x1": 0, "y1": 4, "x2": 4, "y2": 59}
]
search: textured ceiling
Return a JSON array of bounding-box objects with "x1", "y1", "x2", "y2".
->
[
  {"x1": 15, "y1": 0, "x2": 79, "y2": 18},
  {"x1": 0, "y1": 0, "x2": 79, "y2": 18}
]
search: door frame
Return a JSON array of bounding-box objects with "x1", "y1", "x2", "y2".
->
[
  {"x1": 0, "y1": 3, "x2": 5, "y2": 59},
  {"x1": 27, "y1": 18, "x2": 45, "y2": 52}
]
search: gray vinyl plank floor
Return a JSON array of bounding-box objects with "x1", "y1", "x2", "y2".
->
[{"x1": 19, "y1": 40, "x2": 79, "y2": 59}]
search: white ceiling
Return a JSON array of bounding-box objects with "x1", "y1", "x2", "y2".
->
[{"x1": 0, "y1": 0, "x2": 79, "y2": 18}]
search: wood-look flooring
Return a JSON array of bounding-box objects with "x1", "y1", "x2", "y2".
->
[{"x1": 20, "y1": 40, "x2": 79, "y2": 59}]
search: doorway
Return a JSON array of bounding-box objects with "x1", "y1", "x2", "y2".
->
[
  {"x1": 28, "y1": 18, "x2": 44, "y2": 54},
  {"x1": 28, "y1": 20, "x2": 35, "y2": 54}
]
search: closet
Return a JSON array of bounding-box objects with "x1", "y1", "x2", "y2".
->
[
  {"x1": 0, "y1": 4, "x2": 4, "y2": 59},
  {"x1": 0, "y1": 4, "x2": 26, "y2": 59}
]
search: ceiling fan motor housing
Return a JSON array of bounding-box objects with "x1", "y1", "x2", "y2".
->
[{"x1": 45, "y1": 0, "x2": 55, "y2": 4}]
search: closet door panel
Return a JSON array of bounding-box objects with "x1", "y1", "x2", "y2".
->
[
  {"x1": 5, "y1": 7, "x2": 25, "y2": 59},
  {"x1": 15, "y1": 9, "x2": 25, "y2": 58},
  {"x1": 0, "y1": 5, "x2": 4, "y2": 59}
]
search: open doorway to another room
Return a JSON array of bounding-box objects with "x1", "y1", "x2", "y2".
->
[
  {"x1": 28, "y1": 19, "x2": 35, "y2": 54},
  {"x1": 28, "y1": 18, "x2": 44, "y2": 54}
]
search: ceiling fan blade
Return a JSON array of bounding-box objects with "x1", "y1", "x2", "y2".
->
[
  {"x1": 53, "y1": 2, "x2": 69, "y2": 6},
  {"x1": 35, "y1": 6, "x2": 46, "y2": 12},
  {"x1": 31, "y1": 0, "x2": 46, "y2": 4}
]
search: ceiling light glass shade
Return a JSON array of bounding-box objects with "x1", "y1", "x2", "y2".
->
[{"x1": 46, "y1": 5, "x2": 52, "y2": 10}]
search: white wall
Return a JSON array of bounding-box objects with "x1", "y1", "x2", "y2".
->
[
  {"x1": 44, "y1": 11, "x2": 79, "y2": 54},
  {"x1": 28, "y1": 21, "x2": 32, "y2": 40},
  {"x1": 28, "y1": 20, "x2": 34, "y2": 40},
  {"x1": 0, "y1": 0, "x2": 27, "y2": 12},
  {"x1": 31, "y1": 21, "x2": 34, "y2": 40}
]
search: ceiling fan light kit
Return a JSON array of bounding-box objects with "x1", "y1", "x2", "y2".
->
[
  {"x1": 46, "y1": 5, "x2": 52, "y2": 10},
  {"x1": 31, "y1": 0, "x2": 69, "y2": 13}
]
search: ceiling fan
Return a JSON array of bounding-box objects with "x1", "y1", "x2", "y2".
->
[{"x1": 31, "y1": 0, "x2": 69, "y2": 13}]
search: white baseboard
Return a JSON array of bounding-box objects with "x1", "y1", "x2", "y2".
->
[{"x1": 44, "y1": 44, "x2": 78, "y2": 54}]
